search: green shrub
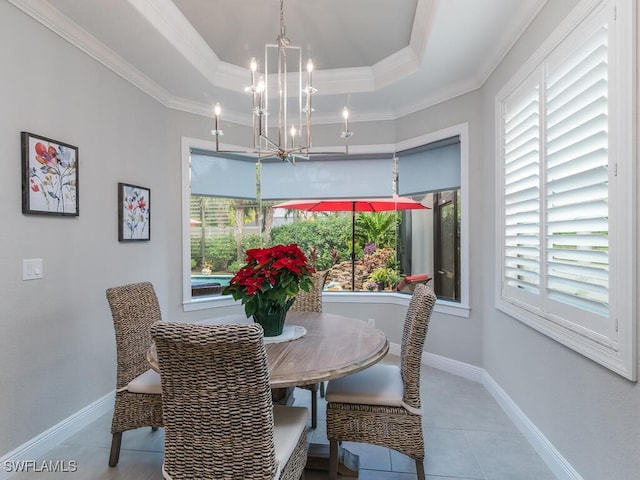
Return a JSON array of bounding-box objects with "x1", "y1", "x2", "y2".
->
[
  {"x1": 191, "y1": 235, "x2": 205, "y2": 269},
  {"x1": 270, "y1": 214, "x2": 352, "y2": 270},
  {"x1": 227, "y1": 260, "x2": 245, "y2": 274},
  {"x1": 241, "y1": 234, "x2": 265, "y2": 251},
  {"x1": 204, "y1": 234, "x2": 236, "y2": 272},
  {"x1": 367, "y1": 267, "x2": 401, "y2": 290},
  {"x1": 191, "y1": 211, "x2": 402, "y2": 276}
]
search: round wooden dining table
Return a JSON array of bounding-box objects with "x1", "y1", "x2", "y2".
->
[
  {"x1": 186, "y1": 311, "x2": 389, "y2": 385},
  {"x1": 148, "y1": 311, "x2": 389, "y2": 386},
  {"x1": 261, "y1": 311, "x2": 389, "y2": 388}
]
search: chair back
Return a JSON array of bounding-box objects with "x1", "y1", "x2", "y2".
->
[
  {"x1": 400, "y1": 284, "x2": 437, "y2": 411},
  {"x1": 151, "y1": 322, "x2": 278, "y2": 480},
  {"x1": 106, "y1": 282, "x2": 162, "y2": 389},
  {"x1": 289, "y1": 271, "x2": 328, "y2": 313}
]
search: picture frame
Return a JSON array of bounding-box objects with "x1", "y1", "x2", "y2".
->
[
  {"x1": 118, "y1": 182, "x2": 151, "y2": 241},
  {"x1": 21, "y1": 132, "x2": 79, "y2": 216}
]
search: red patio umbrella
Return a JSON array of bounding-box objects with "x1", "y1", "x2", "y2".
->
[{"x1": 273, "y1": 196, "x2": 429, "y2": 290}]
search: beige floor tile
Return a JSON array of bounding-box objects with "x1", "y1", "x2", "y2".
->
[{"x1": 8, "y1": 362, "x2": 556, "y2": 480}]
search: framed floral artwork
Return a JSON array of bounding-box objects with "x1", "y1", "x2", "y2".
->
[
  {"x1": 118, "y1": 182, "x2": 150, "y2": 241},
  {"x1": 21, "y1": 132, "x2": 79, "y2": 216}
]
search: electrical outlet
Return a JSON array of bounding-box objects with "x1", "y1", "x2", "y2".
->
[{"x1": 367, "y1": 318, "x2": 376, "y2": 327}]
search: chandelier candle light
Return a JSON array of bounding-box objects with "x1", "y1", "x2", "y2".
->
[
  {"x1": 341, "y1": 106, "x2": 354, "y2": 154},
  {"x1": 212, "y1": 0, "x2": 352, "y2": 164}
]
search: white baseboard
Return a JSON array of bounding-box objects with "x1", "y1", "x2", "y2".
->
[
  {"x1": 389, "y1": 343, "x2": 582, "y2": 480},
  {"x1": 482, "y1": 374, "x2": 583, "y2": 480},
  {"x1": 422, "y1": 350, "x2": 485, "y2": 383},
  {"x1": 0, "y1": 392, "x2": 113, "y2": 480},
  {"x1": 388, "y1": 342, "x2": 484, "y2": 382}
]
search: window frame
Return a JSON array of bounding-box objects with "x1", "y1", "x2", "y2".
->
[
  {"x1": 181, "y1": 123, "x2": 470, "y2": 318},
  {"x1": 433, "y1": 190, "x2": 461, "y2": 301},
  {"x1": 495, "y1": 0, "x2": 636, "y2": 380}
]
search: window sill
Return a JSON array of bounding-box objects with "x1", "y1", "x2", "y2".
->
[
  {"x1": 183, "y1": 295, "x2": 237, "y2": 312},
  {"x1": 183, "y1": 291, "x2": 470, "y2": 318}
]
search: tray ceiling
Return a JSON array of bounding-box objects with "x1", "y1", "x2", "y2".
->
[{"x1": 10, "y1": 0, "x2": 546, "y2": 125}]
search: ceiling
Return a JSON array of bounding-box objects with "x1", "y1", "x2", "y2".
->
[{"x1": 11, "y1": 0, "x2": 546, "y2": 128}]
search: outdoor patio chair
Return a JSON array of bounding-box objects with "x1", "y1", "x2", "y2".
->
[
  {"x1": 106, "y1": 281, "x2": 164, "y2": 467},
  {"x1": 325, "y1": 283, "x2": 437, "y2": 480},
  {"x1": 151, "y1": 321, "x2": 308, "y2": 480},
  {"x1": 396, "y1": 273, "x2": 431, "y2": 293}
]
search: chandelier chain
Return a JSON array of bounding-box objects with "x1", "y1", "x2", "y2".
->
[{"x1": 278, "y1": 0, "x2": 288, "y2": 47}]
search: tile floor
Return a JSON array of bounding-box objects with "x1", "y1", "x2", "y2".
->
[{"x1": 9, "y1": 360, "x2": 557, "y2": 479}]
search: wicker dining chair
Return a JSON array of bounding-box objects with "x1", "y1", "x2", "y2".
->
[
  {"x1": 289, "y1": 270, "x2": 328, "y2": 428},
  {"x1": 151, "y1": 321, "x2": 308, "y2": 480},
  {"x1": 106, "y1": 282, "x2": 164, "y2": 467},
  {"x1": 289, "y1": 271, "x2": 327, "y2": 314},
  {"x1": 325, "y1": 283, "x2": 437, "y2": 480}
]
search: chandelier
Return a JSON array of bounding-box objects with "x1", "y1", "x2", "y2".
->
[{"x1": 211, "y1": 0, "x2": 353, "y2": 164}]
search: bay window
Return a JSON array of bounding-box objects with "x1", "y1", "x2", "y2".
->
[{"x1": 182, "y1": 125, "x2": 469, "y2": 316}]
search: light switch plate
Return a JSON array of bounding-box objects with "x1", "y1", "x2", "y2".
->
[{"x1": 23, "y1": 258, "x2": 43, "y2": 280}]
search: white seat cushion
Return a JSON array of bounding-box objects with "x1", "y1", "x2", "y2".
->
[
  {"x1": 125, "y1": 368, "x2": 162, "y2": 395},
  {"x1": 326, "y1": 364, "x2": 404, "y2": 407},
  {"x1": 272, "y1": 405, "x2": 308, "y2": 478}
]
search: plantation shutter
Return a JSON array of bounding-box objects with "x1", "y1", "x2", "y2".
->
[
  {"x1": 544, "y1": 24, "x2": 609, "y2": 318},
  {"x1": 496, "y1": 0, "x2": 634, "y2": 379},
  {"x1": 502, "y1": 79, "x2": 541, "y2": 299}
]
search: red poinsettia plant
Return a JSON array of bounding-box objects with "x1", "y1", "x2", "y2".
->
[{"x1": 222, "y1": 243, "x2": 315, "y2": 318}]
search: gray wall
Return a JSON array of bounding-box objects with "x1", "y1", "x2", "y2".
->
[
  {"x1": 478, "y1": 1, "x2": 640, "y2": 479},
  {"x1": 397, "y1": 90, "x2": 484, "y2": 367},
  {"x1": 0, "y1": 0, "x2": 172, "y2": 452},
  {"x1": 1, "y1": 1, "x2": 639, "y2": 478}
]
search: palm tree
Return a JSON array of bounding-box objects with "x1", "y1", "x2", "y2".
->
[
  {"x1": 229, "y1": 199, "x2": 258, "y2": 261},
  {"x1": 354, "y1": 212, "x2": 400, "y2": 249},
  {"x1": 262, "y1": 202, "x2": 276, "y2": 243}
]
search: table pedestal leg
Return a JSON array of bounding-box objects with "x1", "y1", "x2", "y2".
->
[{"x1": 305, "y1": 443, "x2": 359, "y2": 477}]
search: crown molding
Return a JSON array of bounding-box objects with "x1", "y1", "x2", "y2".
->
[
  {"x1": 315, "y1": 66, "x2": 376, "y2": 95},
  {"x1": 372, "y1": 46, "x2": 420, "y2": 90},
  {"x1": 468, "y1": 0, "x2": 550, "y2": 93},
  {"x1": 139, "y1": 0, "x2": 436, "y2": 97},
  {"x1": 393, "y1": 77, "x2": 481, "y2": 119},
  {"x1": 7, "y1": 0, "x2": 175, "y2": 108},
  {"x1": 127, "y1": 0, "x2": 222, "y2": 81},
  {"x1": 410, "y1": 0, "x2": 438, "y2": 60}
]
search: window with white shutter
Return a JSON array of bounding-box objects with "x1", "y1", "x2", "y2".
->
[
  {"x1": 545, "y1": 23, "x2": 610, "y2": 328},
  {"x1": 496, "y1": 0, "x2": 636, "y2": 379},
  {"x1": 503, "y1": 78, "x2": 541, "y2": 300}
]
